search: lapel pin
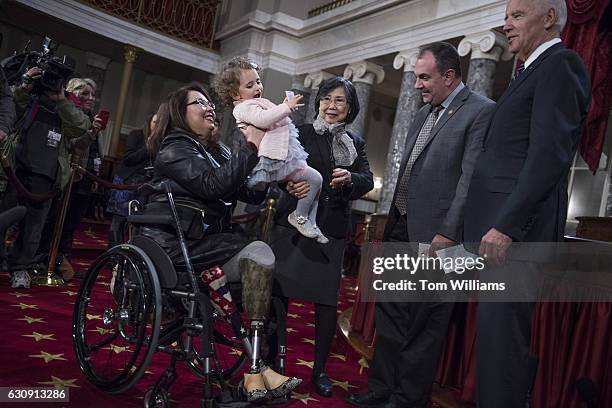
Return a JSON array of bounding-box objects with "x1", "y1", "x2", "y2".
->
[{"x1": 447, "y1": 109, "x2": 453, "y2": 115}]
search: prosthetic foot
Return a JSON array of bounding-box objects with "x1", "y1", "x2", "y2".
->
[{"x1": 261, "y1": 366, "x2": 303, "y2": 398}]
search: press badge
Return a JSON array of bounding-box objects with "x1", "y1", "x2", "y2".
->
[
  {"x1": 93, "y1": 157, "x2": 102, "y2": 173},
  {"x1": 46, "y1": 130, "x2": 62, "y2": 148}
]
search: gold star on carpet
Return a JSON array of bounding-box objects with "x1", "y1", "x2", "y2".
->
[
  {"x1": 330, "y1": 378, "x2": 357, "y2": 391},
  {"x1": 86, "y1": 314, "x2": 102, "y2": 320},
  {"x1": 9, "y1": 292, "x2": 32, "y2": 298},
  {"x1": 301, "y1": 338, "x2": 315, "y2": 345},
  {"x1": 291, "y1": 302, "x2": 305, "y2": 308},
  {"x1": 330, "y1": 353, "x2": 346, "y2": 362},
  {"x1": 291, "y1": 392, "x2": 318, "y2": 405},
  {"x1": 105, "y1": 345, "x2": 129, "y2": 354},
  {"x1": 229, "y1": 348, "x2": 243, "y2": 356},
  {"x1": 296, "y1": 359, "x2": 313, "y2": 369},
  {"x1": 11, "y1": 303, "x2": 38, "y2": 310},
  {"x1": 17, "y1": 315, "x2": 46, "y2": 324},
  {"x1": 29, "y1": 351, "x2": 67, "y2": 363},
  {"x1": 23, "y1": 332, "x2": 56, "y2": 342},
  {"x1": 39, "y1": 376, "x2": 79, "y2": 389},
  {"x1": 287, "y1": 313, "x2": 300, "y2": 319},
  {"x1": 358, "y1": 356, "x2": 369, "y2": 374},
  {"x1": 308, "y1": 310, "x2": 315, "y2": 314},
  {"x1": 286, "y1": 327, "x2": 297, "y2": 333},
  {"x1": 306, "y1": 323, "x2": 315, "y2": 328},
  {"x1": 89, "y1": 327, "x2": 114, "y2": 335},
  {"x1": 62, "y1": 290, "x2": 77, "y2": 296}
]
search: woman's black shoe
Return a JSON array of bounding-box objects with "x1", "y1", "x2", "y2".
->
[{"x1": 311, "y1": 372, "x2": 333, "y2": 397}]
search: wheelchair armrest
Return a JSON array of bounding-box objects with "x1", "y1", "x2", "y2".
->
[{"x1": 127, "y1": 214, "x2": 174, "y2": 225}]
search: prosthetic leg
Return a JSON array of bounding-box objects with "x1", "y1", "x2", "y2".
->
[{"x1": 240, "y1": 258, "x2": 302, "y2": 401}]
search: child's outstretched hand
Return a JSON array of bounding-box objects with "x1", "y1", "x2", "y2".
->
[{"x1": 284, "y1": 94, "x2": 304, "y2": 111}]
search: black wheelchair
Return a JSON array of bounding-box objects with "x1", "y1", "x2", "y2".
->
[{"x1": 72, "y1": 182, "x2": 288, "y2": 407}]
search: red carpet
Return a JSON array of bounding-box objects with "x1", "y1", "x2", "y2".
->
[{"x1": 0, "y1": 221, "x2": 379, "y2": 408}]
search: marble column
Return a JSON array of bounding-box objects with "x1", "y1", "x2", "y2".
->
[
  {"x1": 378, "y1": 49, "x2": 423, "y2": 214},
  {"x1": 304, "y1": 71, "x2": 334, "y2": 124},
  {"x1": 290, "y1": 74, "x2": 310, "y2": 126},
  {"x1": 458, "y1": 30, "x2": 511, "y2": 98},
  {"x1": 343, "y1": 61, "x2": 385, "y2": 136},
  {"x1": 109, "y1": 45, "x2": 138, "y2": 158}
]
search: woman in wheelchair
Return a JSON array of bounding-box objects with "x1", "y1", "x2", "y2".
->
[{"x1": 139, "y1": 83, "x2": 301, "y2": 402}]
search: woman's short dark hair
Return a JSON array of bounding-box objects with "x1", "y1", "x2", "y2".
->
[
  {"x1": 147, "y1": 82, "x2": 212, "y2": 154},
  {"x1": 418, "y1": 42, "x2": 462, "y2": 78},
  {"x1": 314, "y1": 76, "x2": 360, "y2": 124}
]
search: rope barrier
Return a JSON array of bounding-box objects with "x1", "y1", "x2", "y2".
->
[
  {"x1": 75, "y1": 166, "x2": 142, "y2": 191},
  {"x1": 2, "y1": 158, "x2": 268, "y2": 224},
  {"x1": 0, "y1": 156, "x2": 56, "y2": 203}
]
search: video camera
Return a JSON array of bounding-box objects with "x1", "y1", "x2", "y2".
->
[{"x1": 1, "y1": 36, "x2": 75, "y2": 94}]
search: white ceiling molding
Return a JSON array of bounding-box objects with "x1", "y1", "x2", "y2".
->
[
  {"x1": 17, "y1": 0, "x2": 220, "y2": 74},
  {"x1": 218, "y1": 0, "x2": 506, "y2": 76}
]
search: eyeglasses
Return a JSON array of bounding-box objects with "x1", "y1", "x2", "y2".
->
[
  {"x1": 187, "y1": 98, "x2": 215, "y2": 111},
  {"x1": 320, "y1": 96, "x2": 347, "y2": 108}
]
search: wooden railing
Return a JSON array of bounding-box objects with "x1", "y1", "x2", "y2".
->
[
  {"x1": 79, "y1": 0, "x2": 220, "y2": 49},
  {"x1": 307, "y1": 0, "x2": 354, "y2": 18}
]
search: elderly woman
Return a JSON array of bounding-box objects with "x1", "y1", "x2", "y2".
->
[
  {"x1": 269, "y1": 76, "x2": 374, "y2": 397},
  {"x1": 141, "y1": 83, "x2": 301, "y2": 402}
]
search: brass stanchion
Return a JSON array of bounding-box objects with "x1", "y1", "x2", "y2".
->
[
  {"x1": 259, "y1": 198, "x2": 276, "y2": 243},
  {"x1": 32, "y1": 159, "x2": 79, "y2": 286},
  {"x1": 363, "y1": 214, "x2": 372, "y2": 242}
]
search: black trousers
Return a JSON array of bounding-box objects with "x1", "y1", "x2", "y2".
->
[
  {"x1": 477, "y1": 304, "x2": 537, "y2": 407},
  {"x1": 39, "y1": 189, "x2": 91, "y2": 256},
  {"x1": 368, "y1": 207, "x2": 454, "y2": 407},
  {"x1": 7, "y1": 172, "x2": 56, "y2": 271}
]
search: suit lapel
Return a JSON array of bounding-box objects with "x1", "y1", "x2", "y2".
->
[
  {"x1": 497, "y1": 43, "x2": 564, "y2": 108},
  {"x1": 411, "y1": 86, "x2": 470, "y2": 163}
]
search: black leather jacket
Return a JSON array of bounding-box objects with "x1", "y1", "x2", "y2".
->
[{"x1": 145, "y1": 129, "x2": 264, "y2": 239}]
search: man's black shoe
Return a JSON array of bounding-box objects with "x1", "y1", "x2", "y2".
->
[
  {"x1": 311, "y1": 372, "x2": 333, "y2": 397},
  {"x1": 345, "y1": 391, "x2": 390, "y2": 407}
]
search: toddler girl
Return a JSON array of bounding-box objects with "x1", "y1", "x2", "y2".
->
[{"x1": 214, "y1": 57, "x2": 327, "y2": 244}]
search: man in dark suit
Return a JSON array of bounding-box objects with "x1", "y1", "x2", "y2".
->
[
  {"x1": 463, "y1": 1, "x2": 591, "y2": 406},
  {"x1": 347, "y1": 42, "x2": 495, "y2": 408}
]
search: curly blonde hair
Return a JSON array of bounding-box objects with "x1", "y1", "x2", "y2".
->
[{"x1": 213, "y1": 56, "x2": 260, "y2": 107}]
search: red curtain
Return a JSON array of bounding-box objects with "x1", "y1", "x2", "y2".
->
[{"x1": 562, "y1": 0, "x2": 612, "y2": 173}]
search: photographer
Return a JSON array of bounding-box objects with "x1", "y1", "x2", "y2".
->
[
  {"x1": 5, "y1": 66, "x2": 90, "y2": 288},
  {"x1": 38, "y1": 77, "x2": 104, "y2": 281}
]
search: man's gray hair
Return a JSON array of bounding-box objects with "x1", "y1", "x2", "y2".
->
[{"x1": 537, "y1": 0, "x2": 567, "y2": 33}]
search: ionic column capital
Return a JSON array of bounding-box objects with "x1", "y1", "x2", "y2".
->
[
  {"x1": 304, "y1": 71, "x2": 335, "y2": 89},
  {"x1": 393, "y1": 49, "x2": 420, "y2": 72},
  {"x1": 291, "y1": 75, "x2": 309, "y2": 92},
  {"x1": 123, "y1": 45, "x2": 138, "y2": 63},
  {"x1": 343, "y1": 61, "x2": 385, "y2": 85},
  {"x1": 458, "y1": 30, "x2": 512, "y2": 62}
]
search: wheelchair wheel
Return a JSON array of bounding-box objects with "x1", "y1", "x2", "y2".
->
[
  {"x1": 73, "y1": 244, "x2": 162, "y2": 394},
  {"x1": 182, "y1": 311, "x2": 247, "y2": 381}
]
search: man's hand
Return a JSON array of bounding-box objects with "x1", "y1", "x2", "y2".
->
[
  {"x1": 0, "y1": 130, "x2": 7, "y2": 143},
  {"x1": 429, "y1": 234, "x2": 456, "y2": 257},
  {"x1": 21, "y1": 67, "x2": 42, "y2": 91},
  {"x1": 478, "y1": 228, "x2": 512, "y2": 266},
  {"x1": 287, "y1": 180, "x2": 310, "y2": 199},
  {"x1": 238, "y1": 124, "x2": 265, "y2": 149},
  {"x1": 330, "y1": 168, "x2": 352, "y2": 189}
]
